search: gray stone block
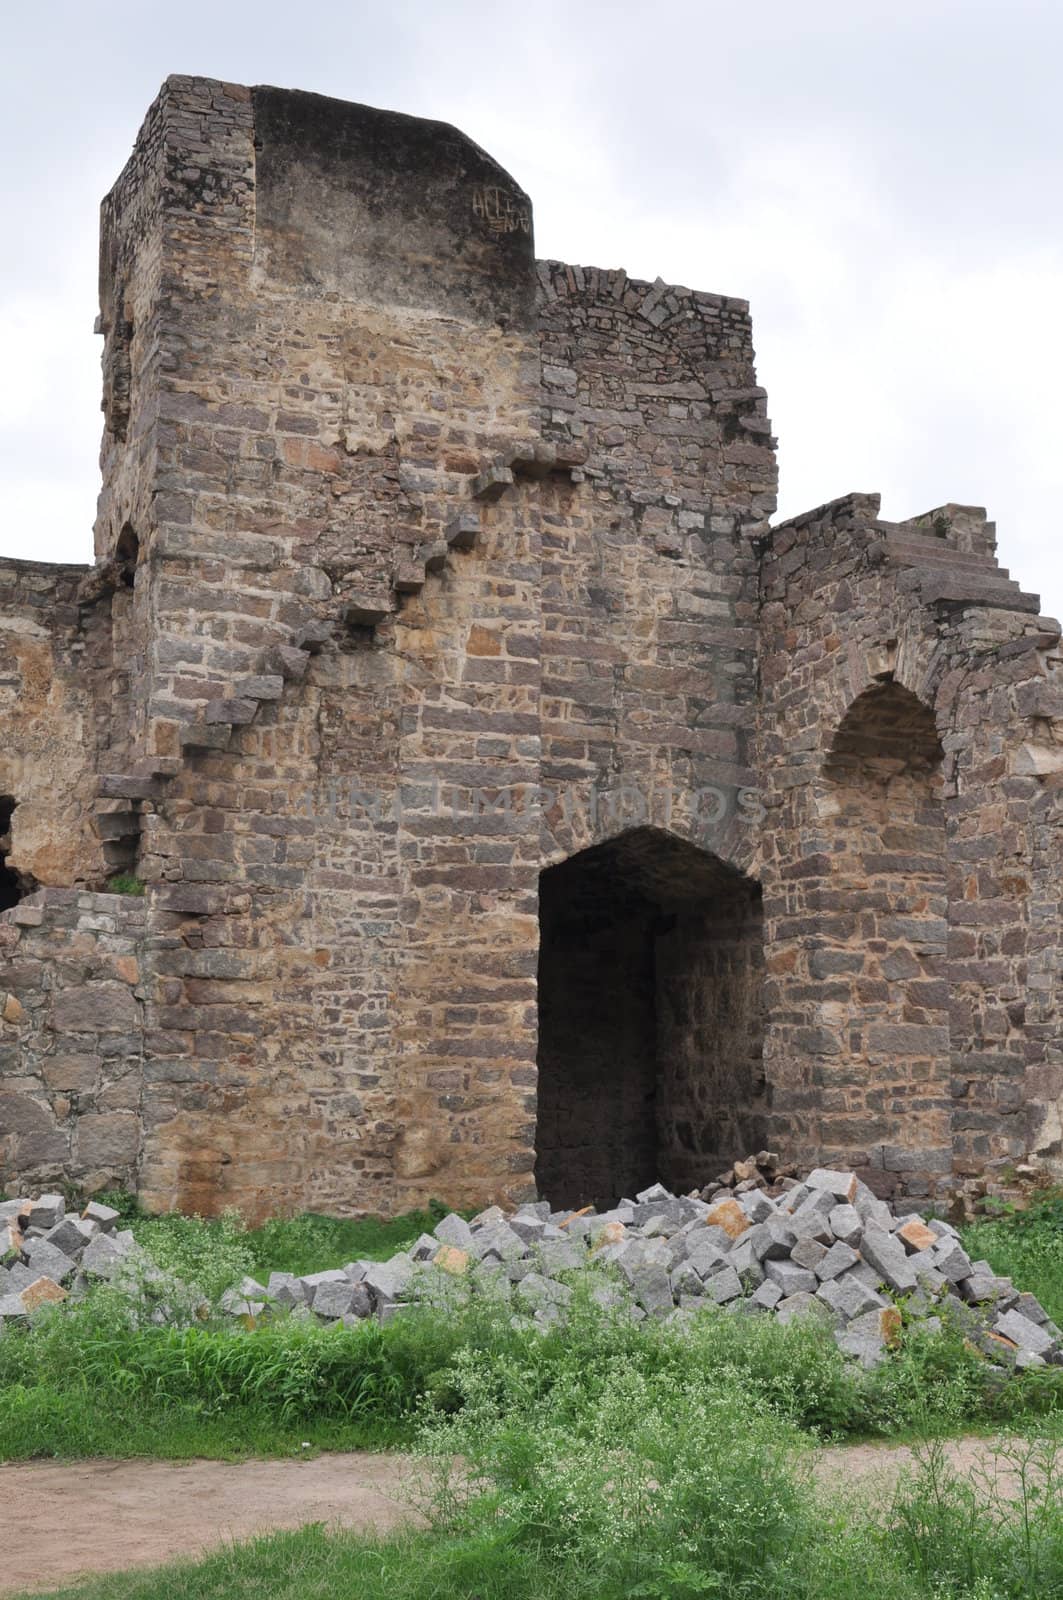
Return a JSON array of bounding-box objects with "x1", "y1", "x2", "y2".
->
[
  {"x1": 707, "y1": 1265, "x2": 743, "y2": 1304},
  {"x1": 860, "y1": 1226, "x2": 918, "y2": 1293},
  {"x1": 631, "y1": 1262, "x2": 675, "y2": 1317},
  {"x1": 22, "y1": 1238, "x2": 77, "y2": 1284},
  {"x1": 312, "y1": 1279, "x2": 359, "y2": 1318},
  {"x1": 738, "y1": 1191, "x2": 776, "y2": 1224},
  {"x1": 80, "y1": 1233, "x2": 132, "y2": 1279},
  {"x1": 995, "y1": 1308, "x2": 1056, "y2": 1357},
  {"x1": 1015, "y1": 1292, "x2": 1049, "y2": 1325},
  {"x1": 820, "y1": 1271, "x2": 888, "y2": 1322},
  {"x1": 750, "y1": 1279, "x2": 783, "y2": 1310},
  {"x1": 434, "y1": 1213, "x2": 474, "y2": 1250},
  {"x1": 363, "y1": 1255, "x2": 416, "y2": 1305},
  {"x1": 836, "y1": 1308, "x2": 890, "y2": 1368},
  {"x1": 43, "y1": 1217, "x2": 92, "y2": 1257},
  {"x1": 804, "y1": 1168, "x2": 858, "y2": 1203},
  {"x1": 670, "y1": 1263, "x2": 703, "y2": 1298},
  {"x1": 815, "y1": 1241, "x2": 859, "y2": 1282},
  {"x1": 931, "y1": 1238, "x2": 974, "y2": 1285},
  {"x1": 759, "y1": 1216, "x2": 798, "y2": 1259},
  {"x1": 764, "y1": 1259, "x2": 817, "y2": 1297},
  {"x1": 265, "y1": 1271, "x2": 306, "y2": 1306},
  {"x1": 515, "y1": 1272, "x2": 572, "y2": 1312},
  {"x1": 469, "y1": 1221, "x2": 526, "y2": 1263},
  {"x1": 27, "y1": 1194, "x2": 64, "y2": 1230},
  {"x1": 776, "y1": 1291, "x2": 829, "y2": 1325},
  {"x1": 961, "y1": 1271, "x2": 1012, "y2": 1304},
  {"x1": 536, "y1": 1237, "x2": 584, "y2": 1275},
  {"x1": 298, "y1": 1269, "x2": 349, "y2": 1292},
  {"x1": 790, "y1": 1237, "x2": 827, "y2": 1270},
  {"x1": 685, "y1": 1237, "x2": 730, "y2": 1279},
  {"x1": 828, "y1": 1204, "x2": 862, "y2": 1246}
]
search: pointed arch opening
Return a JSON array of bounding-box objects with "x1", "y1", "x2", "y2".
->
[
  {"x1": 814, "y1": 679, "x2": 950, "y2": 1183},
  {"x1": 535, "y1": 827, "x2": 765, "y2": 1209}
]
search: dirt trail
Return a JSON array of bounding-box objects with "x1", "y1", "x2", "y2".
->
[{"x1": 0, "y1": 1437, "x2": 1041, "y2": 1596}]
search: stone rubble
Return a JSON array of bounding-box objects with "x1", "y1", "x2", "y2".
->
[{"x1": 2, "y1": 1174, "x2": 1061, "y2": 1375}]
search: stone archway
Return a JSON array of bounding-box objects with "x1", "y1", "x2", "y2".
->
[
  {"x1": 817, "y1": 679, "x2": 950, "y2": 1183},
  {"x1": 534, "y1": 827, "x2": 765, "y2": 1209}
]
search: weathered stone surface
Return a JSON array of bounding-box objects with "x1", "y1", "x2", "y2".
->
[{"x1": 0, "y1": 77, "x2": 1059, "y2": 1223}]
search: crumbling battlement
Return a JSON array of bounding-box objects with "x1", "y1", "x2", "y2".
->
[{"x1": 0, "y1": 77, "x2": 1060, "y2": 1220}]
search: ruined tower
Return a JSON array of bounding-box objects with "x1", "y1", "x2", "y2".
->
[{"x1": 0, "y1": 78, "x2": 1060, "y2": 1218}]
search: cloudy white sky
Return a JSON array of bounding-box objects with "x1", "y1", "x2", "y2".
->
[{"x1": 2, "y1": 0, "x2": 1061, "y2": 614}]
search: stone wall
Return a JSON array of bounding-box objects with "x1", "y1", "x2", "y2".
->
[
  {"x1": 758, "y1": 495, "x2": 1063, "y2": 1201},
  {"x1": 0, "y1": 561, "x2": 102, "y2": 889},
  {"x1": 0, "y1": 77, "x2": 1060, "y2": 1218},
  {"x1": 0, "y1": 891, "x2": 148, "y2": 1187}
]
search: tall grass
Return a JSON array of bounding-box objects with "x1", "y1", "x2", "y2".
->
[{"x1": 2, "y1": 1280, "x2": 1060, "y2": 1464}]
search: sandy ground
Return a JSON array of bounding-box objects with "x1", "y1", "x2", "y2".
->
[
  {"x1": 1, "y1": 1452, "x2": 425, "y2": 1596},
  {"x1": 0, "y1": 1436, "x2": 1048, "y2": 1596}
]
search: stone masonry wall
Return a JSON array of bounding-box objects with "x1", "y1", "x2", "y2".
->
[
  {"x1": 0, "y1": 562, "x2": 103, "y2": 889},
  {"x1": 0, "y1": 891, "x2": 148, "y2": 1188},
  {"x1": 1, "y1": 78, "x2": 1061, "y2": 1218},
  {"x1": 758, "y1": 496, "x2": 1063, "y2": 1201}
]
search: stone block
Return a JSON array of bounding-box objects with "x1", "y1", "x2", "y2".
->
[
  {"x1": 776, "y1": 1291, "x2": 829, "y2": 1325},
  {"x1": 631, "y1": 1262, "x2": 675, "y2": 1317},
  {"x1": 80, "y1": 1232, "x2": 133, "y2": 1279},
  {"x1": 828, "y1": 1204, "x2": 862, "y2": 1246},
  {"x1": 434, "y1": 1213, "x2": 474, "y2": 1250},
  {"x1": 750, "y1": 1279, "x2": 784, "y2": 1311},
  {"x1": 363, "y1": 1255, "x2": 416, "y2": 1305},
  {"x1": 703, "y1": 1197, "x2": 750, "y2": 1239},
  {"x1": 27, "y1": 1194, "x2": 64, "y2": 1230},
  {"x1": 994, "y1": 1309, "x2": 1056, "y2": 1357},
  {"x1": 860, "y1": 1226, "x2": 918, "y2": 1294},
  {"x1": 790, "y1": 1237, "x2": 827, "y2": 1271},
  {"x1": 804, "y1": 1168, "x2": 858, "y2": 1203},
  {"x1": 931, "y1": 1239, "x2": 974, "y2": 1285},
  {"x1": 835, "y1": 1307, "x2": 901, "y2": 1369},
  {"x1": 537, "y1": 1238, "x2": 583, "y2": 1274},
  {"x1": 815, "y1": 1241, "x2": 859, "y2": 1282},
  {"x1": 706, "y1": 1265, "x2": 743, "y2": 1304},
  {"x1": 312, "y1": 1278, "x2": 357, "y2": 1318},
  {"x1": 469, "y1": 1221, "x2": 526, "y2": 1263},
  {"x1": 266, "y1": 1271, "x2": 306, "y2": 1306},
  {"x1": 764, "y1": 1259, "x2": 817, "y2": 1297},
  {"x1": 515, "y1": 1272, "x2": 571, "y2": 1312},
  {"x1": 897, "y1": 1218, "x2": 938, "y2": 1254},
  {"x1": 22, "y1": 1239, "x2": 77, "y2": 1284}
]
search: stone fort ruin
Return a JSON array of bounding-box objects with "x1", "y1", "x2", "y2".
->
[{"x1": 1, "y1": 76, "x2": 1061, "y2": 1220}]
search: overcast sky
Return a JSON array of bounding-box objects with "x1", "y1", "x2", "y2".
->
[{"x1": 2, "y1": 0, "x2": 1061, "y2": 616}]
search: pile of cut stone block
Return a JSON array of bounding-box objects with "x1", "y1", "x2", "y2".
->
[
  {"x1": 222, "y1": 1167, "x2": 1060, "y2": 1371},
  {"x1": 3, "y1": 1172, "x2": 1060, "y2": 1373},
  {"x1": 0, "y1": 1193, "x2": 135, "y2": 1322}
]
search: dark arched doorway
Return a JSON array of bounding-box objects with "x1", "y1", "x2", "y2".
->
[{"x1": 535, "y1": 827, "x2": 765, "y2": 1209}]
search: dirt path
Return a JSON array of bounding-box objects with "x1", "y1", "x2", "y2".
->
[
  {"x1": 0, "y1": 1437, "x2": 1044, "y2": 1596},
  {"x1": 1, "y1": 1453, "x2": 424, "y2": 1596}
]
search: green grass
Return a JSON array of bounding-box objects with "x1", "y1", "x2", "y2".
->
[
  {"x1": 961, "y1": 1188, "x2": 1063, "y2": 1326},
  {"x1": 97, "y1": 1194, "x2": 458, "y2": 1287},
  {"x1": 2, "y1": 1272, "x2": 1061, "y2": 1465}
]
